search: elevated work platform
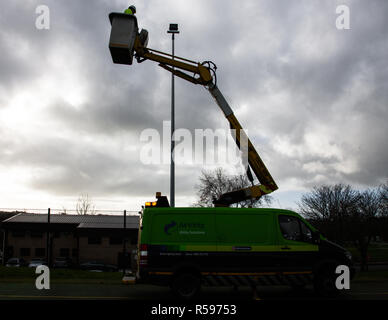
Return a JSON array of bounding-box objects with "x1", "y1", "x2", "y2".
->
[{"x1": 108, "y1": 12, "x2": 139, "y2": 65}]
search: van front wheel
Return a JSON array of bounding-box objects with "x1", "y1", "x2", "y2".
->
[
  {"x1": 314, "y1": 269, "x2": 338, "y2": 297},
  {"x1": 171, "y1": 272, "x2": 201, "y2": 300}
]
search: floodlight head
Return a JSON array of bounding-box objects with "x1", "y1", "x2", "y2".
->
[{"x1": 167, "y1": 23, "x2": 179, "y2": 34}]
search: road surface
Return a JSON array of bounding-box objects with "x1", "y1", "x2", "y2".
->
[{"x1": 0, "y1": 280, "x2": 387, "y2": 300}]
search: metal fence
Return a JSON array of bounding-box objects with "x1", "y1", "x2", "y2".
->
[
  {"x1": 0, "y1": 208, "x2": 140, "y2": 271},
  {"x1": 0, "y1": 208, "x2": 139, "y2": 216}
]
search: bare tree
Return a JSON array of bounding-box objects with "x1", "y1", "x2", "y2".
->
[
  {"x1": 299, "y1": 184, "x2": 386, "y2": 271},
  {"x1": 194, "y1": 167, "x2": 272, "y2": 208},
  {"x1": 350, "y1": 188, "x2": 381, "y2": 271},
  {"x1": 379, "y1": 181, "x2": 388, "y2": 215},
  {"x1": 298, "y1": 184, "x2": 360, "y2": 243},
  {"x1": 76, "y1": 193, "x2": 96, "y2": 215},
  {"x1": 378, "y1": 182, "x2": 388, "y2": 243}
]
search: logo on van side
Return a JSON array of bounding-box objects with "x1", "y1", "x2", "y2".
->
[
  {"x1": 164, "y1": 221, "x2": 177, "y2": 235},
  {"x1": 164, "y1": 221, "x2": 206, "y2": 236}
]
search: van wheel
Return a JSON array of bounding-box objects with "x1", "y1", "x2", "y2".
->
[
  {"x1": 314, "y1": 268, "x2": 338, "y2": 297},
  {"x1": 290, "y1": 283, "x2": 306, "y2": 291},
  {"x1": 171, "y1": 272, "x2": 201, "y2": 300}
]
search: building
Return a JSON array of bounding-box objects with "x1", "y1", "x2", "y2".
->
[{"x1": 1, "y1": 213, "x2": 139, "y2": 267}]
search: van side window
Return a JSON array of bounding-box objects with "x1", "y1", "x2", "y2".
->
[
  {"x1": 278, "y1": 215, "x2": 302, "y2": 241},
  {"x1": 278, "y1": 215, "x2": 313, "y2": 243}
]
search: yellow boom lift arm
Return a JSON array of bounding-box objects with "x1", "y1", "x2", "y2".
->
[{"x1": 108, "y1": 13, "x2": 278, "y2": 206}]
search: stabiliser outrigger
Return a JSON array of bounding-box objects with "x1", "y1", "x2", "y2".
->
[{"x1": 108, "y1": 13, "x2": 278, "y2": 207}]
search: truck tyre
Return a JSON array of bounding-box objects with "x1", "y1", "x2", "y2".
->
[
  {"x1": 290, "y1": 283, "x2": 306, "y2": 291},
  {"x1": 171, "y1": 272, "x2": 201, "y2": 300},
  {"x1": 314, "y1": 265, "x2": 339, "y2": 298}
]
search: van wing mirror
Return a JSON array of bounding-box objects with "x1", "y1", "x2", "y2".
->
[{"x1": 312, "y1": 231, "x2": 321, "y2": 244}]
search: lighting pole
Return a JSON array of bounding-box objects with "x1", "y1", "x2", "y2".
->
[
  {"x1": 122, "y1": 209, "x2": 126, "y2": 276},
  {"x1": 167, "y1": 23, "x2": 179, "y2": 208},
  {"x1": 46, "y1": 208, "x2": 51, "y2": 268}
]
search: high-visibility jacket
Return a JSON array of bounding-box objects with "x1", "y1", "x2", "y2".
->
[{"x1": 124, "y1": 8, "x2": 134, "y2": 15}]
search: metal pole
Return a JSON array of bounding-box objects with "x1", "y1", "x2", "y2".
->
[
  {"x1": 2, "y1": 230, "x2": 6, "y2": 266},
  {"x1": 168, "y1": 24, "x2": 179, "y2": 207},
  {"x1": 123, "y1": 209, "x2": 127, "y2": 275},
  {"x1": 46, "y1": 208, "x2": 50, "y2": 267},
  {"x1": 170, "y1": 33, "x2": 175, "y2": 208}
]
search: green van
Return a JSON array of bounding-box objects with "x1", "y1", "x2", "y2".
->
[{"x1": 136, "y1": 207, "x2": 355, "y2": 299}]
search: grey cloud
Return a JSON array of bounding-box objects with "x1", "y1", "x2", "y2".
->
[{"x1": 0, "y1": 0, "x2": 387, "y2": 208}]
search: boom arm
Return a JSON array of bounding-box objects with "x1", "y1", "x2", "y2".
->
[
  {"x1": 108, "y1": 13, "x2": 278, "y2": 206},
  {"x1": 207, "y1": 86, "x2": 278, "y2": 206}
]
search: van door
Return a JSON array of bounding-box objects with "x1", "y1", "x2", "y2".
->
[
  {"x1": 215, "y1": 208, "x2": 277, "y2": 272},
  {"x1": 277, "y1": 214, "x2": 319, "y2": 271}
]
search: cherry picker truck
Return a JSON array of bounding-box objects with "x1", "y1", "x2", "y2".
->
[{"x1": 108, "y1": 13, "x2": 355, "y2": 298}]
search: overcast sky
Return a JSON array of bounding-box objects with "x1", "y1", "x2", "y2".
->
[{"x1": 0, "y1": 0, "x2": 387, "y2": 212}]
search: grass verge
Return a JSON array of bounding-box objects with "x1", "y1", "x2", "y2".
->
[
  {"x1": 346, "y1": 243, "x2": 388, "y2": 264},
  {"x1": 352, "y1": 269, "x2": 388, "y2": 283},
  {"x1": 0, "y1": 266, "x2": 122, "y2": 284}
]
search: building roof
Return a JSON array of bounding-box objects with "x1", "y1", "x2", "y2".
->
[{"x1": 2, "y1": 213, "x2": 139, "y2": 229}]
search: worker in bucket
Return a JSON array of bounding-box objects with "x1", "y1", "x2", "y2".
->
[{"x1": 124, "y1": 5, "x2": 136, "y2": 15}]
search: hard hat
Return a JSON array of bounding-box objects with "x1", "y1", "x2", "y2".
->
[{"x1": 129, "y1": 5, "x2": 136, "y2": 14}]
